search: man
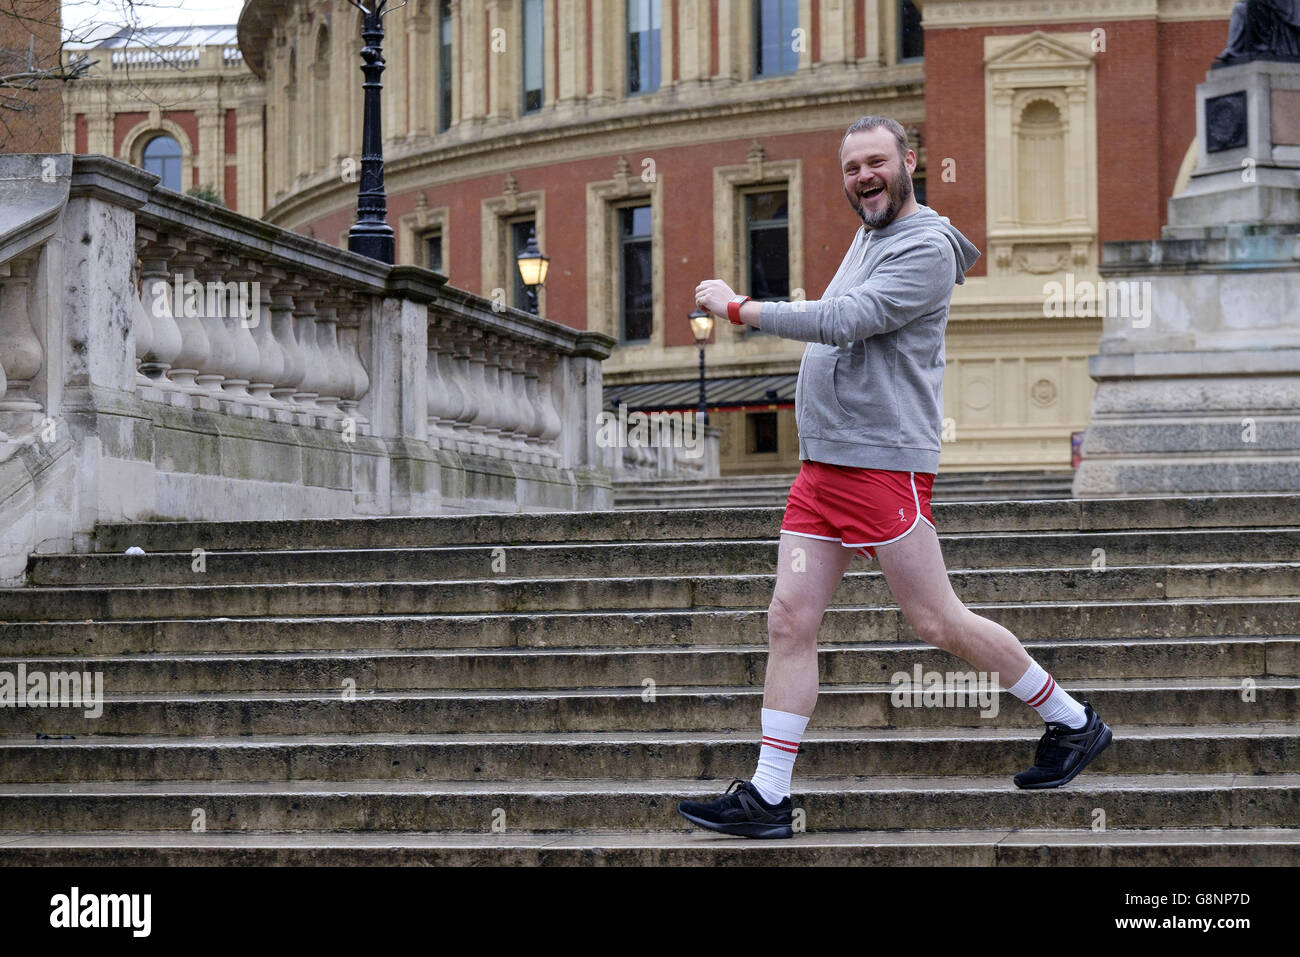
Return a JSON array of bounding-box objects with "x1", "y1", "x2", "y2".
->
[{"x1": 679, "y1": 115, "x2": 1112, "y2": 839}]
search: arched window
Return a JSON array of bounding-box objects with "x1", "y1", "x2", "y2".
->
[
  {"x1": 142, "y1": 134, "x2": 183, "y2": 191},
  {"x1": 1018, "y1": 100, "x2": 1065, "y2": 224}
]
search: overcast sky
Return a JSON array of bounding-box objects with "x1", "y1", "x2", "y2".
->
[{"x1": 64, "y1": 0, "x2": 249, "y2": 35}]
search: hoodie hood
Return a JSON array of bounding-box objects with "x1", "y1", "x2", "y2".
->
[{"x1": 867, "y1": 205, "x2": 982, "y2": 284}]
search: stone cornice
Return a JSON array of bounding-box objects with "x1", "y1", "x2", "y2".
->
[
  {"x1": 69, "y1": 153, "x2": 158, "y2": 209},
  {"x1": 918, "y1": 0, "x2": 1234, "y2": 27}
]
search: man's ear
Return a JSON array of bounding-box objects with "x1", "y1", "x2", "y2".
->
[{"x1": 905, "y1": 149, "x2": 917, "y2": 174}]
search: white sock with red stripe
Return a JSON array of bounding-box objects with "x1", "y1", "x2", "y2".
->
[
  {"x1": 1007, "y1": 661, "x2": 1087, "y2": 729},
  {"x1": 751, "y1": 707, "x2": 809, "y2": 805}
]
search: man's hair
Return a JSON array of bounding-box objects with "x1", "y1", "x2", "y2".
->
[{"x1": 840, "y1": 115, "x2": 910, "y2": 163}]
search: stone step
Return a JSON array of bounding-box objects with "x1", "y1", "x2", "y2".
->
[
  {"x1": 90, "y1": 494, "x2": 1300, "y2": 551},
  {"x1": 3, "y1": 637, "x2": 1293, "y2": 695},
  {"x1": 4, "y1": 562, "x2": 1297, "y2": 621},
  {"x1": 1, "y1": 679, "x2": 1293, "y2": 735},
  {"x1": 0, "y1": 773, "x2": 1292, "y2": 833},
  {"x1": 612, "y1": 490, "x2": 1075, "y2": 507},
  {"x1": 31, "y1": 528, "x2": 1300, "y2": 584},
  {"x1": 2, "y1": 724, "x2": 1294, "y2": 783},
  {"x1": 4, "y1": 599, "x2": 1298, "y2": 655},
  {"x1": 4, "y1": 826, "x2": 1297, "y2": 866},
  {"x1": 614, "y1": 480, "x2": 1078, "y2": 507},
  {"x1": 618, "y1": 469, "x2": 1074, "y2": 489}
]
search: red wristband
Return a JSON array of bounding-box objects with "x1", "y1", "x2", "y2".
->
[{"x1": 728, "y1": 296, "x2": 750, "y2": 325}]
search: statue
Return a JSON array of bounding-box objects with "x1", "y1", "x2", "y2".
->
[{"x1": 1216, "y1": 0, "x2": 1300, "y2": 65}]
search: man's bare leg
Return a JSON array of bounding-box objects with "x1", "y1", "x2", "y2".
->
[
  {"x1": 676, "y1": 532, "x2": 855, "y2": 834},
  {"x1": 873, "y1": 521, "x2": 1032, "y2": 680},
  {"x1": 762, "y1": 532, "x2": 858, "y2": 716},
  {"x1": 872, "y1": 519, "x2": 1113, "y2": 788}
]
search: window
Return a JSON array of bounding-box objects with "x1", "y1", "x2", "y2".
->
[
  {"x1": 425, "y1": 231, "x2": 444, "y2": 273},
  {"x1": 522, "y1": 0, "x2": 544, "y2": 113},
  {"x1": 438, "y1": 0, "x2": 453, "y2": 132},
  {"x1": 142, "y1": 134, "x2": 183, "y2": 192},
  {"x1": 900, "y1": 1, "x2": 923, "y2": 61},
  {"x1": 510, "y1": 217, "x2": 536, "y2": 310},
  {"x1": 745, "y1": 189, "x2": 790, "y2": 317},
  {"x1": 618, "y1": 204, "x2": 653, "y2": 343},
  {"x1": 913, "y1": 175, "x2": 926, "y2": 207},
  {"x1": 1019, "y1": 101, "x2": 1065, "y2": 224},
  {"x1": 754, "y1": 0, "x2": 799, "y2": 77},
  {"x1": 627, "y1": 0, "x2": 661, "y2": 95},
  {"x1": 746, "y1": 412, "x2": 779, "y2": 455}
]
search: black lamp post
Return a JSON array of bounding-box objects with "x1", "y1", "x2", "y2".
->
[
  {"x1": 689, "y1": 308, "x2": 714, "y2": 426},
  {"x1": 346, "y1": 0, "x2": 401, "y2": 264},
  {"x1": 516, "y1": 227, "x2": 550, "y2": 315}
]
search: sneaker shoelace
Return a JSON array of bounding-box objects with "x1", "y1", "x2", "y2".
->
[{"x1": 1034, "y1": 722, "x2": 1078, "y2": 765}]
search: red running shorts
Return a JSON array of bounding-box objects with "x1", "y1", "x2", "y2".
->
[{"x1": 779, "y1": 459, "x2": 936, "y2": 559}]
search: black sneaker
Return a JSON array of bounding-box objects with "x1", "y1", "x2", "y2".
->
[
  {"x1": 1014, "y1": 700, "x2": 1113, "y2": 789},
  {"x1": 677, "y1": 779, "x2": 794, "y2": 838}
]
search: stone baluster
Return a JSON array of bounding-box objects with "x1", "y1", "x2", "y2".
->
[
  {"x1": 465, "y1": 329, "x2": 502, "y2": 449},
  {"x1": 500, "y1": 342, "x2": 534, "y2": 458},
  {"x1": 337, "y1": 294, "x2": 371, "y2": 426},
  {"x1": 130, "y1": 242, "x2": 154, "y2": 390},
  {"x1": 483, "y1": 332, "x2": 520, "y2": 456},
  {"x1": 235, "y1": 259, "x2": 284, "y2": 411},
  {"x1": 212, "y1": 250, "x2": 263, "y2": 407},
  {"x1": 267, "y1": 274, "x2": 307, "y2": 416},
  {"x1": 519, "y1": 345, "x2": 550, "y2": 462},
  {"x1": 445, "y1": 331, "x2": 478, "y2": 453},
  {"x1": 425, "y1": 328, "x2": 455, "y2": 445},
  {"x1": 312, "y1": 289, "x2": 351, "y2": 417},
  {"x1": 504, "y1": 343, "x2": 535, "y2": 461},
  {"x1": 136, "y1": 236, "x2": 185, "y2": 395},
  {"x1": 533, "y1": 352, "x2": 563, "y2": 449},
  {"x1": 0, "y1": 255, "x2": 42, "y2": 412},
  {"x1": 290, "y1": 284, "x2": 324, "y2": 412},
  {"x1": 161, "y1": 250, "x2": 210, "y2": 398},
  {"x1": 188, "y1": 247, "x2": 234, "y2": 399}
]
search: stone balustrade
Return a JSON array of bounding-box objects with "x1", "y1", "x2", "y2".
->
[
  {"x1": 599, "y1": 408, "x2": 721, "y2": 481},
  {"x1": 0, "y1": 153, "x2": 616, "y2": 582}
]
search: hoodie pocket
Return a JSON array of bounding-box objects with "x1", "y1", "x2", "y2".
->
[
  {"x1": 799, "y1": 350, "x2": 853, "y2": 433},
  {"x1": 827, "y1": 342, "x2": 898, "y2": 437}
]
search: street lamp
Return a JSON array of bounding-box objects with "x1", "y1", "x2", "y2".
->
[
  {"x1": 346, "y1": 0, "x2": 402, "y2": 264},
  {"x1": 690, "y1": 307, "x2": 713, "y2": 426},
  {"x1": 516, "y1": 227, "x2": 550, "y2": 315}
]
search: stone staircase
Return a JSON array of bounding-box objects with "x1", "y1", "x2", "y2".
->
[
  {"x1": 1, "y1": 494, "x2": 1298, "y2": 865},
  {"x1": 614, "y1": 469, "x2": 1077, "y2": 508}
]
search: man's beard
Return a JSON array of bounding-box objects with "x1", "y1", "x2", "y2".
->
[{"x1": 846, "y1": 168, "x2": 914, "y2": 229}]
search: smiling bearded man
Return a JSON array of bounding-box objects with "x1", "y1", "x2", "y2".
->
[{"x1": 680, "y1": 115, "x2": 1113, "y2": 839}]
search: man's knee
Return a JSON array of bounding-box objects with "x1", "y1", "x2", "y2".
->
[
  {"x1": 767, "y1": 593, "x2": 820, "y2": 649},
  {"x1": 907, "y1": 605, "x2": 964, "y2": 650}
]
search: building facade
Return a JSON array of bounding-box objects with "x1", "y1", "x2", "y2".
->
[
  {"x1": 62, "y1": 25, "x2": 266, "y2": 216},
  {"x1": 235, "y1": 0, "x2": 1234, "y2": 475}
]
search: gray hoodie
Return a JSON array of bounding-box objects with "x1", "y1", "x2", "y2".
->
[{"x1": 758, "y1": 205, "x2": 981, "y2": 474}]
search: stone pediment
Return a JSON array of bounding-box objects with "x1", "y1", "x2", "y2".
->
[{"x1": 985, "y1": 31, "x2": 1094, "y2": 70}]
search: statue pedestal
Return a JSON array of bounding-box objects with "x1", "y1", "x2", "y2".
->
[
  {"x1": 1165, "y1": 59, "x2": 1300, "y2": 238},
  {"x1": 1073, "y1": 60, "x2": 1300, "y2": 497}
]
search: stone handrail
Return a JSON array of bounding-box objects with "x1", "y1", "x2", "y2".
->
[{"x1": 0, "y1": 154, "x2": 615, "y2": 582}]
